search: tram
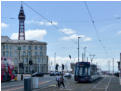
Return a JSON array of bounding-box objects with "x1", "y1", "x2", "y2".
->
[{"x1": 74, "y1": 62, "x2": 101, "y2": 82}]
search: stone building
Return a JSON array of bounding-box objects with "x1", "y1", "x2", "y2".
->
[
  {"x1": 1, "y1": 4, "x2": 48, "y2": 73},
  {"x1": 1, "y1": 36, "x2": 48, "y2": 73}
]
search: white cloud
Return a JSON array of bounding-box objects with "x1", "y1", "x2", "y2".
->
[
  {"x1": 118, "y1": 31, "x2": 121, "y2": 35},
  {"x1": 61, "y1": 34, "x2": 92, "y2": 42},
  {"x1": 45, "y1": 21, "x2": 58, "y2": 26},
  {"x1": 60, "y1": 28, "x2": 76, "y2": 35},
  {"x1": 61, "y1": 34, "x2": 85, "y2": 40},
  {"x1": 26, "y1": 20, "x2": 58, "y2": 26},
  {"x1": 83, "y1": 37, "x2": 92, "y2": 41},
  {"x1": 10, "y1": 29, "x2": 47, "y2": 41},
  {"x1": 59, "y1": 28, "x2": 92, "y2": 42},
  {"x1": 1, "y1": 22, "x2": 8, "y2": 28}
]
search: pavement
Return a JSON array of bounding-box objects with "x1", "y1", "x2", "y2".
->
[
  {"x1": 1, "y1": 75, "x2": 121, "y2": 91},
  {"x1": 1, "y1": 75, "x2": 56, "y2": 91}
]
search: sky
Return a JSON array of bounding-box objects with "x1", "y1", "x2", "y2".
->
[{"x1": 1, "y1": 1, "x2": 121, "y2": 72}]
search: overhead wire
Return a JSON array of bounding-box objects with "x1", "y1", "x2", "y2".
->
[
  {"x1": 23, "y1": 2, "x2": 59, "y2": 30},
  {"x1": 84, "y1": 1, "x2": 109, "y2": 57}
]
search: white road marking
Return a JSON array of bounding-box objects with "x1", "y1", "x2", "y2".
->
[
  {"x1": 105, "y1": 76, "x2": 112, "y2": 91},
  {"x1": 1, "y1": 84, "x2": 23, "y2": 89},
  {"x1": 89, "y1": 77, "x2": 106, "y2": 91}
]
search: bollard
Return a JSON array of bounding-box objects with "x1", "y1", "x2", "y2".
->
[
  {"x1": 24, "y1": 77, "x2": 32, "y2": 91},
  {"x1": 32, "y1": 77, "x2": 39, "y2": 89},
  {"x1": 21, "y1": 74, "x2": 23, "y2": 80}
]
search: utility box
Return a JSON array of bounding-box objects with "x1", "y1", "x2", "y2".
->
[
  {"x1": 24, "y1": 77, "x2": 32, "y2": 91},
  {"x1": 32, "y1": 77, "x2": 39, "y2": 89}
]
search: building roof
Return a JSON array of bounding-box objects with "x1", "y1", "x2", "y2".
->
[{"x1": 1, "y1": 36, "x2": 47, "y2": 45}]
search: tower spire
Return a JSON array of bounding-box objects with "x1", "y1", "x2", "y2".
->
[{"x1": 18, "y1": 2, "x2": 25, "y2": 40}]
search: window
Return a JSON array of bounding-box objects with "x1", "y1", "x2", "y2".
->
[
  {"x1": 28, "y1": 51, "x2": 31, "y2": 56},
  {"x1": 28, "y1": 46, "x2": 31, "y2": 50},
  {"x1": 35, "y1": 46, "x2": 37, "y2": 50},
  {"x1": 6, "y1": 51, "x2": 8, "y2": 57},
  {"x1": 35, "y1": 51, "x2": 38, "y2": 55},
  {"x1": 9, "y1": 45, "x2": 12, "y2": 50},
  {"x1": 23, "y1": 45, "x2": 26, "y2": 50},
  {"x1": 6, "y1": 45, "x2": 8, "y2": 49},
  {"x1": 3, "y1": 45, "x2": 5, "y2": 49},
  {"x1": 79, "y1": 67, "x2": 89, "y2": 76},
  {"x1": 25, "y1": 58, "x2": 28, "y2": 63},
  {"x1": 40, "y1": 52, "x2": 42, "y2": 56},
  {"x1": 3, "y1": 51, "x2": 5, "y2": 56},
  {"x1": 39, "y1": 46, "x2": 42, "y2": 51},
  {"x1": 38, "y1": 58, "x2": 40, "y2": 63},
  {"x1": 10, "y1": 50, "x2": 12, "y2": 56},
  {"x1": 23, "y1": 51, "x2": 26, "y2": 56}
]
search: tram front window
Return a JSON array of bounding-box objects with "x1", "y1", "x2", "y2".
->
[{"x1": 79, "y1": 67, "x2": 90, "y2": 76}]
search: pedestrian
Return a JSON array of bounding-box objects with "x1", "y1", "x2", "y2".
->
[
  {"x1": 56, "y1": 74, "x2": 60, "y2": 88},
  {"x1": 60, "y1": 75, "x2": 65, "y2": 88}
]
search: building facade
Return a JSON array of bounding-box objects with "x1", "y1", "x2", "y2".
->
[
  {"x1": 1, "y1": 36, "x2": 48, "y2": 73},
  {"x1": 71, "y1": 63, "x2": 76, "y2": 73}
]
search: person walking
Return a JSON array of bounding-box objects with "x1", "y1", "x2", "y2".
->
[
  {"x1": 56, "y1": 74, "x2": 60, "y2": 88},
  {"x1": 59, "y1": 74, "x2": 65, "y2": 88}
]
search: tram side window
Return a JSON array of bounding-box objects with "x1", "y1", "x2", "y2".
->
[
  {"x1": 75, "y1": 66, "x2": 79, "y2": 75},
  {"x1": 90, "y1": 67, "x2": 96, "y2": 75},
  {"x1": 79, "y1": 67, "x2": 83, "y2": 76},
  {"x1": 90, "y1": 68, "x2": 94, "y2": 75},
  {"x1": 88, "y1": 68, "x2": 90, "y2": 75}
]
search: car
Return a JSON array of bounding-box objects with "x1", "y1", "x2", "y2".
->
[
  {"x1": 64, "y1": 73, "x2": 72, "y2": 78},
  {"x1": 50, "y1": 71, "x2": 56, "y2": 76},
  {"x1": 32, "y1": 72, "x2": 44, "y2": 77},
  {"x1": 55, "y1": 72, "x2": 61, "y2": 75},
  {"x1": 114, "y1": 72, "x2": 119, "y2": 77}
]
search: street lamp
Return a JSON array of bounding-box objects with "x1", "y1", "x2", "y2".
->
[
  {"x1": 83, "y1": 47, "x2": 87, "y2": 62},
  {"x1": 78, "y1": 36, "x2": 80, "y2": 62}
]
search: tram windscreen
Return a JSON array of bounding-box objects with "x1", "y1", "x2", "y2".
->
[{"x1": 79, "y1": 66, "x2": 90, "y2": 76}]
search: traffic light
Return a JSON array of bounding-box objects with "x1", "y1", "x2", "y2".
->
[
  {"x1": 62, "y1": 64, "x2": 64, "y2": 70},
  {"x1": 29, "y1": 60, "x2": 33, "y2": 65},
  {"x1": 55, "y1": 64, "x2": 59, "y2": 71},
  {"x1": 69, "y1": 55, "x2": 71, "y2": 59}
]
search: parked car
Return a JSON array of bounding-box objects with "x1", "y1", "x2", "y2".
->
[
  {"x1": 32, "y1": 72, "x2": 44, "y2": 77},
  {"x1": 114, "y1": 72, "x2": 119, "y2": 77},
  {"x1": 55, "y1": 72, "x2": 61, "y2": 75},
  {"x1": 50, "y1": 71, "x2": 56, "y2": 76},
  {"x1": 64, "y1": 73, "x2": 72, "y2": 78}
]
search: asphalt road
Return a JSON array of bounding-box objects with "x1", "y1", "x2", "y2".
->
[
  {"x1": 39, "y1": 75, "x2": 121, "y2": 91},
  {"x1": 1, "y1": 75, "x2": 121, "y2": 91}
]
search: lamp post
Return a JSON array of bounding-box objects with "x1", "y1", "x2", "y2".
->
[
  {"x1": 18, "y1": 45, "x2": 21, "y2": 74},
  {"x1": 83, "y1": 47, "x2": 87, "y2": 62},
  {"x1": 78, "y1": 36, "x2": 80, "y2": 62}
]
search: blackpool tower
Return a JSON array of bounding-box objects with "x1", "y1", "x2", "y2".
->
[{"x1": 18, "y1": 4, "x2": 25, "y2": 40}]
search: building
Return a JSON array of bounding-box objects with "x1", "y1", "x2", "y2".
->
[
  {"x1": 1, "y1": 4, "x2": 48, "y2": 74},
  {"x1": 1, "y1": 36, "x2": 48, "y2": 73},
  {"x1": 71, "y1": 63, "x2": 76, "y2": 73}
]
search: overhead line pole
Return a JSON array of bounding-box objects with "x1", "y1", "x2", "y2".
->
[
  {"x1": 78, "y1": 37, "x2": 80, "y2": 62},
  {"x1": 112, "y1": 58, "x2": 114, "y2": 75}
]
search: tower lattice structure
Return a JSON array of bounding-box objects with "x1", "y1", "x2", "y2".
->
[{"x1": 18, "y1": 4, "x2": 25, "y2": 40}]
